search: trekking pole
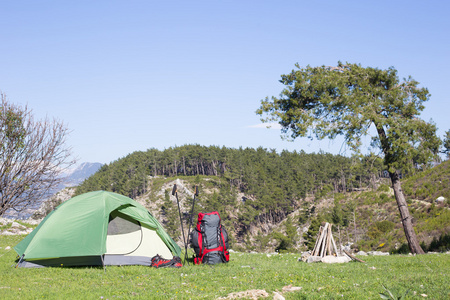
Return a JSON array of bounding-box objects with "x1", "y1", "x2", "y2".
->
[
  {"x1": 185, "y1": 185, "x2": 199, "y2": 265},
  {"x1": 172, "y1": 184, "x2": 187, "y2": 262}
]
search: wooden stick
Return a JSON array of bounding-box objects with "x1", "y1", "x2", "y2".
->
[
  {"x1": 326, "y1": 224, "x2": 332, "y2": 256},
  {"x1": 311, "y1": 226, "x2": 323, "y2": 256},
  {"x1": 320, "y1": 223, "x2": 329, "y2": 257},
  {"x1": 313, "y1": 225, "x2": 325, "y2": 256},
  {"x1": 316, "y1": 225, "x2": 325, "y2": 257},
  {"x1": 343, "y1": 249, "x2": 366, "y2": 263},
  {"x1": 331, "y1": 233, "x2": 339, "y2": 256}
]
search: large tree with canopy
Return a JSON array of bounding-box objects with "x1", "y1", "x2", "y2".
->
[{"x1": 257, "y1": 62, "x2": 441, "y2": 254}]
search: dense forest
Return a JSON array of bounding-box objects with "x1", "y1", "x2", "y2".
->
[
  {"x1": 76, "y1": 145, "x2": 385, "y2": 219},
  {"x1": 77, "y1": 145, "x2": 386, "y2": 195}
]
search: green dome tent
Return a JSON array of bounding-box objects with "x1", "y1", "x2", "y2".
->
[{"x1": 14, "y1": 191, "x2": 181, "y2": 268}]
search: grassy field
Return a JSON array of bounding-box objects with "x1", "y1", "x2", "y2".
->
[{"x1": 1, "y1": 235, "x2": 449, "y2": 299}]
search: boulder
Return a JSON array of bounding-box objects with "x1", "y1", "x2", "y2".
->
[
  {"x1": 436, "y1": 196, "x2": 446, "y2": 203},
  {"x1": 306, "y1": 256, "x2": 322, "y2": 263},
  {"x1": 300, "y1": 251, "x2": 311, "y2": 262},
  {"x1": 11, "y1": 221, "x2": 24, "y2": 229},
  {"x1": 321, "y1": 255, "x2": 351, "y2": 263},
  {"x1": 273, "y1": 292, "x2": 285, "y2": 300},
  {"x1": 356, "y1": 251, "x2": 368, "y2": 256}
]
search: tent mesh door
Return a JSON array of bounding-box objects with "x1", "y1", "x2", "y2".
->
[{"x1": 106, "y1": 213, "x2": 143, "y2": 255}]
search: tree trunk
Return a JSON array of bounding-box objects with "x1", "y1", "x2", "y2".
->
[
  {"x1": 174, "y1": 159, "x2": 177, "y2": 176},
  {"x1": 390, "y1": 171, "x2": 424, "y2": 254},
  {"x1": 375, "y1": 122, "x2": 424, "y2": 254},
  {"x1": 212, "y1": 160, "x2": 217, "y2": 176}
]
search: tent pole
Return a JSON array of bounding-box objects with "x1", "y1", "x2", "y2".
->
[
  {"x1": 15, "y1": 254, "x2": 25, "y2": 268},
  {"x1": 101, "y1": 255, "x2": 106, "y2": 273}
]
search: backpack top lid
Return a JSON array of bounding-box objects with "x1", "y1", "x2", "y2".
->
[{"x1": 197, "y1": 211, "x2": 221, "y2": 229}]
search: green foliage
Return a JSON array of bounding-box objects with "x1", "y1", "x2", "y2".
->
[
  {"x1": 377, "y1": 193, "x2": 389, "y2": 204},
  {"x1": 253, "y1": 232, "x2": 270, "y2": 252},
  {"x1": 378, "y1": 184, "x2": 390, "y2": 192},
  {"x1": 303, "y1": 216, "x2": 323, "y2": 250},
  {"x1": 367, "y1": 227, "x2": 383, "y2": 240},
  {"x1": 375, "y1": 220, "x2": 395, "y2": 233},
  {"x1": 76, "y1": 145, "x2": 386, "y2": 230},
  {"x1": 298, "y1": 206, "x2": 310, "y2": 225},
  {"x1": 368, "y1": 221, "x2": 395, "y2": 240},
  {"x1": 402, "y1": 160, "x2": 450, "y2": 204},
  {"x1": 392, "y1": 243, "x2": 410, "y2": 254},
  {"x1": 274, "y1": 216, "x2": 298, "y2": 253},
  {"x1": 0, "y1": 101, "x2": 26, "y2": 148},
  {"x1": 160, "y1": 189, "x2": 180, "y2": 238},
  {"x1": 416, "y1": 206, "x2": 450, "y2": 232},
  {"x1": 257, "y1": 62, "x2": 441, "y2": 174},
  {"x1": 428, "y1": 233, "x2": 450, "y2": 252},
  {"x1": 443, "y1": 130, "x2": 450, "y2": 157},
  {"x1": 331, "y1": 199, "x2": 351, "y2": 227}
]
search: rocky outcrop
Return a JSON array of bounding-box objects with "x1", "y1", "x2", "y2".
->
[{"x1": 0, "y1": 218, "x2": 34, "y2": 235}]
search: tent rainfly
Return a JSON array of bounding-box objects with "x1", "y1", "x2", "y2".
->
[{"x1": 14, "y1": 191, "x2": 181, "y2": 268}]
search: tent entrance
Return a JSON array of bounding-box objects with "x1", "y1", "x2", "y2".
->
[
  {"x1": 105, "y1": 210, "x2": 173, "y2": 263},
  {"x1": 106, "y1": 212, "x2": 143, "y2": 255}
]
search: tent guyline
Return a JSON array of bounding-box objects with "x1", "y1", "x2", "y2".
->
[{"x1": 311, "y1": 222, "x2": 339, "y2": 257}]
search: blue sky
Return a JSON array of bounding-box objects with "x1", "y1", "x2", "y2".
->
[{"x1": 1, "y1": 1, "x2": 449, "y2": 164}]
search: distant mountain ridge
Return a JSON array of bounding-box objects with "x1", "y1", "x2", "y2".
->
[{"x1": 61, "y1": 162, "x2": 103, "y2": 188}]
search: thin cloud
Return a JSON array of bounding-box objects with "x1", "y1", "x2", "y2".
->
[{"x1": 248, "y1": 122, "x2": 282, "y2": 129}]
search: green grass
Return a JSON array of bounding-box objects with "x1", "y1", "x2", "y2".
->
[{"x1": 1, "y1": 235, "x2": 449, "y2": 299}]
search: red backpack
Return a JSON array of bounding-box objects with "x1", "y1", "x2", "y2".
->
[{"x1": 190, "y1": 211, "x2": 230, "y2": 264}]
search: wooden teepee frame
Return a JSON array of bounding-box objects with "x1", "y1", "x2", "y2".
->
[{"x1": 311, "y1": 222, "x2": 339, "y2": 257}]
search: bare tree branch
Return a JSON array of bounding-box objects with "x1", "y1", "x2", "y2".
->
[{"x1": 0, "y1": 92, "x2": 76, "y2": 216}]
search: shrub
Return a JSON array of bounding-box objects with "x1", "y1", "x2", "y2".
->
[
  {"x1": 392, "y1": 243, "x2": 410, "y2": 254},
  {"x1": 303, "y1": 216, "x2": 323, "y2": 250},
  {"x1": 375, "y1": 220, "x2": 395, "y2": 233},
  {"x1": 377, "y1": 184, "x2": 390, "y2": 192},
  {"x1": 402, "y1": 185, "x2": 413, "y2": 196},
  {"x1": 428, "y1": 233, "x2": 450, "y2": 252},
  {"x1": 420, "y1": 241, "x2": 428, "y2": 252},
  {"x1": 367, "y1": 226, "x2": 382, "y2": 239},
  {"x1": 379, "y1": 193, "x2": 391, "y2": 204}
]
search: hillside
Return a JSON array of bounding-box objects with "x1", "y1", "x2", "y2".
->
[
  {"x1": 123, "y1": 175, "x2": 449, "y2": 254},
  {"x1": 402, "y1": 160, "x2": 450, "y2": 202},
  {"x1": 72, "y1": 146, "x2": 450, "y2": 253}
]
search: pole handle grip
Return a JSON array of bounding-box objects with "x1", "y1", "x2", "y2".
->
[{"x1": 172, "y1": 184, "x2": 177, "y2": 196}]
